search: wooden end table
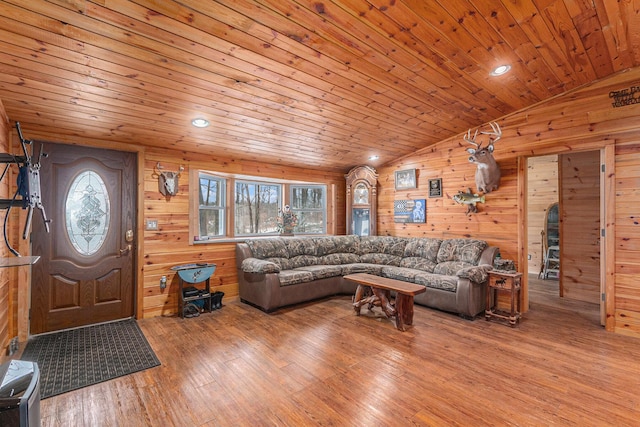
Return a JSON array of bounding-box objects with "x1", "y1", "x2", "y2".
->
[
  {"x1": 344, "y1": 273, "x2": 426, "y2": 332},
  {"x1": 486, "y1": 270, "x2": 522, "y2": 326}
]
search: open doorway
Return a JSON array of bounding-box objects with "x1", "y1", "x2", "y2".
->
[{"x1": 526, "y1": 152, "x2": 601, "y2": 325}]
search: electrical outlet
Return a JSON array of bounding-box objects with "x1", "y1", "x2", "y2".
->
[
  {"x1": 160, "y1": 275, "x2": 167, "y2": 290},
  {"x1": 527, "y1": 254, "x2": 532, "y2": 260},
  {"x1": 146, "y1": 219, "x2": 159, "y2": 231}
]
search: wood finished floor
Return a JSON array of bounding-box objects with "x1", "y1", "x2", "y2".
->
[{"x1": 40, "y1": 276, "x2": 640, "y2": 426}]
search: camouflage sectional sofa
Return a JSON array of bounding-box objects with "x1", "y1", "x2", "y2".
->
[{"x1": 236, "y1": 235, "x2": 498, "y2": 318}]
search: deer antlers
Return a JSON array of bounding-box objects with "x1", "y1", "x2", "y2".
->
[
  {"x1": 154, "y1": 162, "x2": 184, "y2": 176},
  {"x1": 464, "y1": 122, "x2": 501, "y2": 149}
]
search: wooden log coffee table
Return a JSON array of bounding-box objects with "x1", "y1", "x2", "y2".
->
[{"x1": 344, "y1": 273, "x2": 426, "y2": 331}]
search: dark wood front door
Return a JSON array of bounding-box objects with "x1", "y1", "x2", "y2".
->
[{"x1": 31, "y1": 143, "x2": 136, "y2": 334}]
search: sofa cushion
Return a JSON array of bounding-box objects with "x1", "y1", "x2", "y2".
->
[
  {"x1": 359, "y1": 253, "x2": 402, "y2": 266},
  {"x1": 295, "y1": 265, "x2": 343, "y2": 280},
  {"x1": 414, "y1": 272, "x2": 458, "y2": 292},
  {"x1": 285, "y1": 238, "x2": 316, "y2": 257},
  {"x1": 436, "y1": 239, "x2": 488, "y2": 264},
  {"x1": 266, "y1": 257, "x2": 294, "y2": 271},
  {"x1": 381, "y1": 266, "x2": 421, "y2": 282},
  {"x1": 399, "y1": 257, "x2": 437, "y2": 273},
  {"x1": 340, "y1": 263, "x2": 384, "y2": 276},
  {"x1": 241, "y1": 258, "x2": 281, "y2": 274},
  {"x1": 278, "y1": 270, "x2": 314, "y2": 286},
  {"x1": 321, "y1": 253, "x2": 360, "y2": 265},
  {"x1": 433, "y1": 261, "x2": 472, "y2": 276},
  {"x1": 313, "y1": 235, "x2": 360, "y2": 256},
  {"x1": 289, "y1": 255, "x2": 319, "y2": 269},
  {"x1": 246, "y1": 238, "x2": 288, "y2": 259},
  {"x1": 359, "y1": 236, "x2": 406, "y2": 257},
  {"x1": 403, "y1": 238, "x2": 442, "y2": 261}
]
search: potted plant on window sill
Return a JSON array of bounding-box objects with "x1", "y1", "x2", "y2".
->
[{"x1": 276, "y1": 205, "x2": 298, "y2": 236}]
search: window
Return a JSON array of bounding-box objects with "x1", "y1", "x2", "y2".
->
[
  {"x1": 65, "y1": 170, "x2": 110, "y2": 256},
  {"x1": 191, "y1": 170, "x2": 330, "y2": 241},
  {"x1": 198, "y1": 173, "x2": 225, "y2": 239},
  {"x1": 290, "y1": 185, "x2": 326, "y2": 234},
  {"x1": 234, "y1": 181, "x2": 281, "y2": 235}
]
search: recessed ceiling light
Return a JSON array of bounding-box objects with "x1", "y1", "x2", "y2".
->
[
  {"x1": 191, "y1": 118, "x2": 209, "y2": 128},
  {"x1": 490, "y1": 65, "x2": 511, "y2": 76},
  {"x1": 368, "y1": 155, "x2": 379, "y2": 161}
]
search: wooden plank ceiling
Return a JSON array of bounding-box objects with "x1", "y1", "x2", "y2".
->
[{"x1": 0, "y1": 0, "x2": 638, "y2": 172}]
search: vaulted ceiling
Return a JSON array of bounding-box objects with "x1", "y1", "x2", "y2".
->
[{"x1": 0, "y1": 1, "x2": 638, "y2": 172}]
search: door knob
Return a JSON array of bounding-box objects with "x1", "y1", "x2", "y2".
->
[{"x1": 119, "y1": 244, "x2": 132, "y2": 257}]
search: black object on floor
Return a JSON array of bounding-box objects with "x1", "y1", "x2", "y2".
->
[
  {"x1": 211, "y1": 291, "x2": 225, "y2": 309},
  {"x1": 20, "y1": 318, "x2": 160, "y2": 399}
]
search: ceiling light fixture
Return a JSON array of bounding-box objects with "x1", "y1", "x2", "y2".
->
[
  {"x1": 191, "y1": 118, "x2": 210, "y2": 128},
  {"x1": 368, "y1": 155, "x2": 379, "y2": 161},
  {"x1": 490, "y1": 65, "x2": 511, "y2": 76}
]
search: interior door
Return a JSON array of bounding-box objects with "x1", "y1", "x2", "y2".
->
[
  {"x1": 30, "y1": 143, "x2": 136, "y2": 334},
  {"x1": 559, "y1": 151, "x2": 601, "y2": 304}
]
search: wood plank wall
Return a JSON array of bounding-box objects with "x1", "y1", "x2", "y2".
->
[
  {"x1": 141, "y1": 147, "x2": 347, "y2": 318},
  {"x1": 560, "y1": 151, "x2": 601, "y2": 304},
  {"x1": 527, "y1": 155, "x2": 558, "y2": 275},
  {"x1": 376, "y1": 67, "x2": 640, "y2": 336},
  {"x1": 0, "y1": 99, "x2": 9, "y2": 358},
  {"x1": 1, "y1": 68, "x2": 640, "y2": 338},
  {"x1": 614, "y1": 143, "x2": 640, "y2": 336}
]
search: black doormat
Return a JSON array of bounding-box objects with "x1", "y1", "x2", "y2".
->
[{"x1": 21, "y1": 318, "x2": 161, "y2": 399}]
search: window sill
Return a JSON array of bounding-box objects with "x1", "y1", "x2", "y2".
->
[{"x1": 192, "y1": 234, "x2": 332, "y2": 244}]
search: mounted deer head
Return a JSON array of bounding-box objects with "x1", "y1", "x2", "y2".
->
[
  {"x1": 464, "y1": 122, "x2": 502, "y2": 193},
  {"x1": 155, "y1": 163, "x2": 184, "y2": 197}
]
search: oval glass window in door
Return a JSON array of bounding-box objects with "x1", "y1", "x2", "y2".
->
[{"x1": 65, "y1": 170, "x2": 111, "y2": 256}]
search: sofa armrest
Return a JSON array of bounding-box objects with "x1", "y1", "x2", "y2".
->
[
  {"x1": 456, "y1": 264, "x2": 493, "y2": 283},
  {"x1": 478, "y1": 246, "x2": 499, "y2": 266},
  {"x1": 241, "y1": 258, "x2": 281, "y2": 274},
  {"x1": 455, "y1": 278, "x2": 487, "y2": 318}
]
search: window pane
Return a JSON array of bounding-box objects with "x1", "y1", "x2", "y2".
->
[
  {"x1": 235, "y1": 182, "x2": 281, "y2": 235},
  {"x1": 199, "y1": 176, "x2": 222, "y2": 207},
  {"x1": 290, "y1": 185, "x2": 326, "y2": 234},
  {"x1": 291, "y1": 187, "x2": 324, "y2": 209},
  {"x1": 198, "y1": 173, "x2": 225, "y2": 239},
  {"x1": 295, "y1": 211, "x2": 324, "y2": 233},
  {"x1": 65, "y1": 170, "x2": 110, "y2": 256},
  {"x1": 199, "y1": 209, "x2": 224, "y2": 237}
]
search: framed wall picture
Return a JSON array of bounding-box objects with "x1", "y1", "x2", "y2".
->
[
  {"x1": 428, "y1": 178, "x2": 442, "y2": 198},
  {"x1": 393, "y1": 199, "x2": 426, "y2": 223},
  {"x1": 395, "y1": 169, "x2": 417, "y2": 190}
]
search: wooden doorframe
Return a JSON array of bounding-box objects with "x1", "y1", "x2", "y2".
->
[
  {"x1": 518, "y1": 147, "x2": 615, "y2": 329},
  {"x1": 15, "y1": 138, "x2": 145, "y2": 340},
  {"x1": 602, "y1": 145, "x2": 616, "y2": 331}
]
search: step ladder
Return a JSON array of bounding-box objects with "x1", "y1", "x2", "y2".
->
[{"x1": 542, "y1": 245, "x2": 560, "y2": 279}]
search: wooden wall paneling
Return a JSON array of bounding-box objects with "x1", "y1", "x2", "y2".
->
[
  {"x1": 560, "y1": 151, "x2": 601, "y2": 304},
  {"x1": 377, "y1": 146, "x2": 521, "y2": 262},
  {"x1": 517, "y1": 156, "x2": 528, "y2": 312},
  {"x1": 16, "y1": 196, "x2": 29, "y2": 342},
  {"x1": 0, "y1": 99, "x2": 8, "y2": 358},
  {"x1": 0, "y1": 114, "x2": 28, "y2": 352},
  {"x1": 614, "y1": 143, "x2": 640, "y2": 334},
  {"x1": 141, "y1": 147, "x2": 347, "y2": 317},
  {"x1": 377, "y1": 67, "x2": 640, "y2": 336}
]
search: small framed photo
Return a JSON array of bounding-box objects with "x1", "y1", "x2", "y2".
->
[
  {"x1": 428, "y1": 178, "x2": 442, "y2": 198},
  {"x1": 395, "y1": 169, "x2": 417, "y2": 190}
]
